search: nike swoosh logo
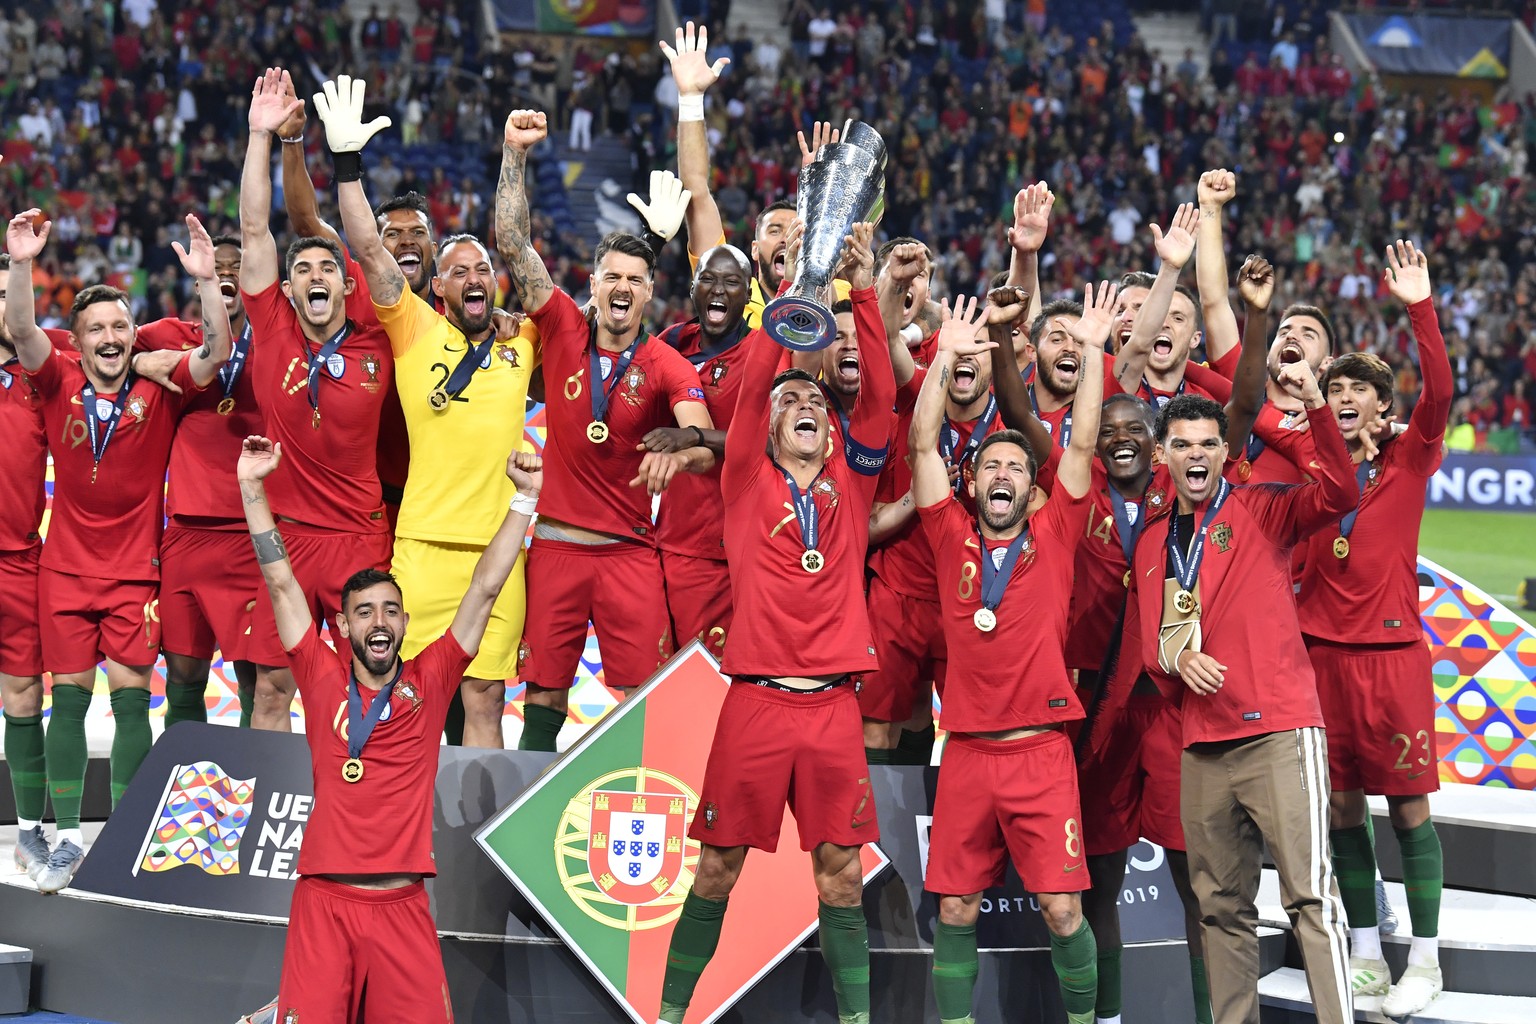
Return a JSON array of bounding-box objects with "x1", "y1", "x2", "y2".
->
[
  {"x1": 1063, "y1": 862, "x2": 1081, "y2": 873},
  {"x1": 1406, "y1": 770, "x2": 1426, "y2": 780},
  {"x1": 851, "y1": 817, "x2": 874, "y2": 829}
]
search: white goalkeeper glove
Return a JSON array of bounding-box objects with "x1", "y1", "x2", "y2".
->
[
  {"x1": 627, "y1": 169, "x2": 692, "y2": 243},
  {"x1": 312, "y1": 74, "x2": 392, "y2": 153}
]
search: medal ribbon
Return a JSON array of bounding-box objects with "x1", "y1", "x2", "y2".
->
[
  {"x1": 818, "y1": 383, "x2": 890, "y2": 477},
  {"x1": 81, "y1": 371, "x2": 138, "y2": 475},
  {"x1": 441, "y1": 331, "x2": 499, "y2": 401},
  {"x1": 1027, "y1": 383, "x2": 1071, "y2": 447},
  {"x1": 1140, "y1": 375, "x2": 1186, "y2": 410},
  {"x1": 1244, "y1": 431, "x2": 1266, "y2": 463},
  {"x1": 976, "y1": 525, "x2": 1030, "y2": 614},
  {"x1": 588, "y1": 326, "x2": 642, "y2": 427},
  {"x1": 773, "y1": 462, "x2": 823, "y2": 556},
  {"x1": 1167, "y1": 478, "x2": 1231, "y2": 593},
  {"x1": 1106, "y1": 481, "x2": 1147, "y2": 564},
  {"x1": 347, "y1": 663, "x2": 403, "y2": 761},
  {"x1": 218, "y1": 320, "x2": 254, "y2": 403},
  {"x1": 1336, "y1": 459, "x2": 1374, "y2": 539},
  {"x1": 939, "y1": 395, "x2": 999, "y2": 493},
  {"x1": 304, "y1": 321, "x2": 355, "y2": 416}
]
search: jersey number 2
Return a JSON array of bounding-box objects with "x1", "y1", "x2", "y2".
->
[{"x1": 429, "y1": 363, "x2": 472, "y2": 403}]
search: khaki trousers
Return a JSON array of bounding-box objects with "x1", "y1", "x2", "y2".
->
[{"x1": 1181, "y1": 727, "x2": 1352, "y2": 1024}]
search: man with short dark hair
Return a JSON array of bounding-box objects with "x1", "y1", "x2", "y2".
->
[
  {"x1": 496, "y1": 108, "x2": 715, "y2": 751},
  {"x1": 238, "y1": 434, "x2": 542, "y2": 1022},
  {"x1": 5, "y1": 209, "x2": 231, "y2": 893}
]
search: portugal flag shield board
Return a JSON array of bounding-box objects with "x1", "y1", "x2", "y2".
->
[{"x1": 476, "y1": 643, "x2": 889, "y2": 1024}]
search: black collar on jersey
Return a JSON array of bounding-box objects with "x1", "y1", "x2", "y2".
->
[{"x1": 661, "y1": 317, "x2": 751, "y2": 366}]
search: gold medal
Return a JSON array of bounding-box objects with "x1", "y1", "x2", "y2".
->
[
  {"x1": 1238, "y1": 460, "x2": 1252, "y2": 482},
  {"x1": 1123, "y1": 569, "x2": 1132, "y2": 588},
  {"x1": 1173, "y1": 589, "x2": 1197, "y2": 614},
  {"x1": 973, "y1": 607, "x2": 997, "y2": 632},
  {"x1": 586, "y1": 420, "x2": 610, "y2": 444},
  {"x1": 341, "y1": 757, "x2": 364, "y2": 783},
  {"x1": 1333, "y1": 536, "x2": 1350, "y2": 559},
  {"x1": 311, "y1": 409, "x2": 322, "y2": 430},
  {"x1": 216, "y1": 397, "x2": 236, "y2": 416},
  {"x1": 428, "y1": 387, "x2": 449, "y2": 411},
  {"x1": 800, "y1": 549, "x2": 824, "y2": 573}
]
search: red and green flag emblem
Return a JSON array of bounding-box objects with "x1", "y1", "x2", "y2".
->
[{"x1": 476, "y1": 644, "x2": 889, "y2": 1024}]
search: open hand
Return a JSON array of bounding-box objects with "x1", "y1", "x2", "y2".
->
[
  {"x1": 1150, "y1": 202, "x2": 1199, "y2": 270},
  {"x1": 1007, "y1": 181, "x2": 1054, "y2": 255},
  {"x1": 171, "y1": 214, "x2": 216, "y2": 280},
  {"x1": 796, "y1": 121, "x2": 841, "y2": 168},
  {"x1": 249, "y1": 68, "x2": 305, "y2": 134},
  {"x1": 660, "y1": 21, "x2": 728, "y2": 96},
  {"x1": 5, "y1": 209, "x2": 50, "y2": 262},
  {"x1": 1383, "y1": 239, "x2": 1431, "y2": 306}
]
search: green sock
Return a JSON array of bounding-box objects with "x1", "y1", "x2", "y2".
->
[
  {"x1": 108, "y1": 688, "x2": 153, "y2": 806},
  {"x1": 237, "y1": 678, "x2": 254, "y2": 728},
  {"x1": 517, "y1": 702, "x2": 565, "y2": 752},
  {"x1": 896, "y1": 722, "x2": 936, "y2": 765},
  {"x1": 932, "y1": 920, "x2": 979, "y2": 1023},
  {"x1": 163, "y1": 681, "x2": 208, "y2": 729},
  {"x1": 1049, "y1": 918, "x2": 1097, "y2": 1024},
  {"x1": 45, "y1": 684, "x2": 92, "y2": 830},
  {"x1": 1095, "y1": 943, "x2": 1123, "y2": 1018},
  {"x1": 865, "y1": 746, "x2": 893, "y2": 765},
  {"x1": 444, "y1": 687, "x2": 466, "y2": 746},
  {"x1": 1329, "y1": 824, "x2": 1378, "y2": 928},
  {"x1": 1190, "y1": 954, "x2": 1213, "y2": 1024},
  {"x1": 658, "y1": 890, "x2": 728, "y2": 1022},
  {"x1": 1395, "y1": 821, "x2": 1442, "y2": 938},
  {"x1": 4, "y1": 712, "x2": 47, "y2": 821},
  {"x1": 818, "y1": 901, "x2": 871, "y2": 1023}
]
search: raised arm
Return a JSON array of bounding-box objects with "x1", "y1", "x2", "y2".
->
[
  {"x1": 275, "y1": 70, "x2": 342, "y2": 245},
  {"x1": 849, "y1": 282, "x2": 896, "y2": 448},
  {"x1": 450, "y1": 452, "x2": 542, "y2": 655},
  {"x1": 495, "y1": 110, "x2": 556, "y2": 314},
  {"x1": 1221, "y1": 254, "x2": 1274, "y2": 450},
  {"x1": 3, "y1": 212, "x2": 55, "y2": 371},
  {"x1": 983, "y1": 286, "x2": 1041, "y2": 442},
  {"x1": 172, "y1": 214, "x2": 233, "y2": 387},
  {"x1": 911, "y1": 298, "x2": 991, "y2": 509},
  {"x1": 1054, "y1": 282, "x2": 1115, "y2": 500},
  {"x1": 1005, "y1": 182, "x2": 1052, "y2": 326},
  {"x1": 1195, "y1": 170, "x2": 1240, "y2": 366},
  {"x1": 241, "y1": 69, "x2": 305, "y2": 294},
  {"x1": 1114, "y1": 203, "x2": 1198, "y2": 392},
  {"x1": 1270, "y1": 360, "x2": 1359, "y2": 540},
  {"x1": 660, "y1": 21, "x2": 728, "y2": 252},
  {"x1": 1384, "y1": 240, "x2": 1452, "y2": 462},
  {"x1": 313, "y1": 74, "x2": 405, "y2": 306},
  {"x1": 875, "y1": 237, "x2": 927, "y2": 387},
  {"x1": 238, "y1": 437, "x2": 313, "y2": 652},
  {"x1": 721, "y1": 327, "x2": 782, "y2": 495}
]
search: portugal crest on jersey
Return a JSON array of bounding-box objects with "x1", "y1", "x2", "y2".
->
[
  {"x1": 620, "y1": 364, "x2": 647, "y2": 406},
  {"x1": 708, "y1": 361, "x2": 729, "y2": 387},
  {"x1": 1210, "y1": 521, "x2": 1232, "y2": 552},
  {"x1": 360, "y1": 352, "x2": 381, "y2": 393},
  {"x1": 126, "y1": 394, "x2": 148, "y2": 422},
  {"x1": 497, "y1": 343, "x2": 520, "y2": 367}
]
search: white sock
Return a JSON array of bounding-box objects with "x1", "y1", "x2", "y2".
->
[
  {"x1": 1350, "y1": 926, "x2": 1383, "y2": 962},
  {"x1": 1407, "y1": 935, "x2": 1440, "y2": 969},
  {"x1": 1097, "y1": 1016, "x2": 1123, "y2": 1024},
  {"x1": 58, "y1": 827, "x2": 84, "y2": 849},
  {"x1": 16, "y1": 818, "x2": 41, "y2": 832}
]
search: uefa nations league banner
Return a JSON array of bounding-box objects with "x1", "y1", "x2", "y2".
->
[{"x1": 1426, "y1": 452, "x2": 1536, "y2": 512}]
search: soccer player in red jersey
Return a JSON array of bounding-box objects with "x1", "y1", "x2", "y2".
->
[
  {"x1": 125, "y1": 233, "x2": 263, "y2": 731},
  {"x1": 5, "y1": 210, "x2": 232, "y2": 893},
  {"x1": 495, "y1": 109, "x2": 714, "y2": 752},
  {"x1": 237, "y1": 435, "x2": 541, "y2": 1024},
  {"x1": 654, "y1": 223, "x2": 894, "y2": 1024},
  {"x1": 911, "y1": 287, "x2": 1108, "y2": 1024},
  {"x1": 238, "y1": 69, "x2": 397, "y2": 733},
  {"x1": 0, "y1": 252, "x2": 53, "y2": 876},
  {"x1": 1297, "y1": 241, "x2": 1453, "y2": 1016},
  {"x1": 1131, "y1": 385, "x2": 1357, "y2": 1024}
]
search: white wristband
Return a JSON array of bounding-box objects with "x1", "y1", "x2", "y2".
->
[
  {"x1": 678, "y1": 94, "x2": 705, "y2": 122},
  {"x1": 510, "y1": 492, "x2": 539, "y2": 516}
]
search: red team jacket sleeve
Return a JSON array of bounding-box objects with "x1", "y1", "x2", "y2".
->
[
  {"x1": 416, "y1": 629, "x2": 476, "y2": 704},
  {"x1": 528, "y1": 287, "x2": 588, "y2": 353},
  {"x1": 849, "y1": 286, "x2": 896, "y2": 452},
  {"x1": 1399, "y1": 297, "x2": 1452, "y2": 474},
  {"x1": 1184, "y1": 360, "x2": 1232, "y2": 403},
  {"x1": 1209, "y1": 343, "x2": 1243, "y2": 381},
  {"x1": 722, "y1": 328, "x2": 781, "y2": 500},
  {"x1": 23, "y1": 346, "x2": 67, "y2": 394},
  {"x1": 136, "y1": 318, "x2": 200, "y2": 353},
  {"x1": 1245, "y1": 400, "x2": 1360, "y2": 547}
]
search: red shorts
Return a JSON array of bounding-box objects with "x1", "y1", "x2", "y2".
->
[
  {"x1": 691, "y1": 682, "x2": 879, "y2": 852},
  {"x1": 38, "y1": 567, "x2": 159, "y2": 672},
  {"x1": 246, "y1": 530, "x2": 393, "y2": 666},
  {"x1": 859, "y1": 576, "x2": 946, "y2": 722},
  {"x1": 521, "y1": 538, "x2": 673, "y2": 691},
  {"x1": 925, "y1": 730, "x2": 1088, "y2": 896},
  {"x1": 1308, "y1": 636, "x2": 1438, "y2": 796},
  {"x1": 1079, "y1": 693, "x2": 1185, "y2": 855},
  {"x1": 159, "y1": 524, "x2": 261, "y2": 662},
  {"x1": 661, "y1": 551, "x2": 732, "y2": 662},
  {"x1": 0, "y1": 546, "x2": 43, "y2": 676},
  {"x1": 278, "y1": 877, "x2": 451, "y2": 1024}
]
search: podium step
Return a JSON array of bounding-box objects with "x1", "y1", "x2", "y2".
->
[
  {"x1": 1369, "y1": 788, "x2": 1536, "y2": 898},
  {"x1": 0, "y1": 942, "x2": 33, "y2": 1014},
  {"x1": 1258, "y1": 965, "x2": 1536, "y2": 1024}
]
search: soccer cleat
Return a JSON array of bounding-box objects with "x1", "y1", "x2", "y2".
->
[
  {"x1": 15, "y1": 826, "x2": 50, "y2": 878},
  {"x1": 1376, "y1": 878, "x2": 1399, "y2": 935},
  {"x1": 1349, "y1": 956, "x2": 1391, "y2": 997},
  {"x1": 1381, "y1": 964, "x2": 1443, "y2": 1017},
  {"x1": 33, "y1": 839, "x2": 84, "y2": 895}
]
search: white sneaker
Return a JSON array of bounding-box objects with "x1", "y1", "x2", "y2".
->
[
  {"x1": 1381, "y1": 964, "x2": 1443, "y2": 1016},
  {"x1": 33, "y1": 838, "x2": 84, "y2": 895},
  {"x1": 1349, "y1": 955, "x2": 1391, "y2": 997}
]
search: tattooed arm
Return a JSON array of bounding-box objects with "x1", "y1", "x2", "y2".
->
[
  {"x1": 175, "y1": 214, "x2": 233, "y2": 387},
  {"x1": 495, "y1": 110, "x2": 556, "y2": 314}
]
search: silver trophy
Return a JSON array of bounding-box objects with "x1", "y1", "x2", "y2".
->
[{"x1": 763, "y1": 119, "x2": 887, "y2": 351}]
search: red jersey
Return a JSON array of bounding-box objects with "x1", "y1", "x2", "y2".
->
[
  {"x1": 530, "y1": 289, "x2": 706, "y2": 542},
  {"x1": 1065, "y1": 464, "x2": 1174, "y2": 671},
  {"x1": 654, "y1": 321, "x2": 757, "y2": 561},
  {"x1": 0, "y1": 356, "x2": 47, "y2": 551},
  {"x1": 242, "y1": 276, "x2": 393, "y2": 536},
  {"x1": 1234, "y1": 400, "x2": 1315, "y2": 486},
  {"x1": 1136, "y1": 360, "x2": 1228, "y2": 407},
  {"x1": 720, "y1": 287, "x2": 895, "y2": 678},
  {"x1": 1132, "y1": 408, "x2": 1359, "y2": 745},
  {"x1": 25, "y1": 349, "x2": 199, "y2": 580},
  {"x1": 286, "y1": 628, "x2": 473, "y2": 878},
  {"x1": 137, "y1": 317, "x2": 262, "y2": 524},
  {"x1": 919, "y1": 488, "x2": 1088, "y2": 733},
  {"x1": 1297, "y1": 298, "x2": 1450, "y2": 645}
]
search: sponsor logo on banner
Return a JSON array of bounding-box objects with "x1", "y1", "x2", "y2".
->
[
  {"x1": 134, "y1": 761, "x2": 256, "y2": 876},
  {"x1": 1427, "y1": 453, "x2": 1535, "y2": 512}
]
